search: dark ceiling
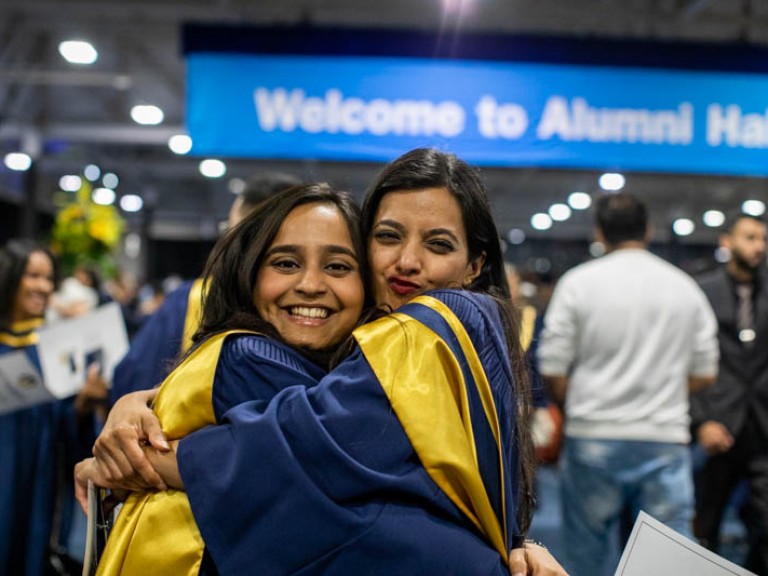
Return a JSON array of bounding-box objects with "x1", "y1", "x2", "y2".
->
[{"x1": 1, "y1": 0, "x2": 767, "y2": 256}]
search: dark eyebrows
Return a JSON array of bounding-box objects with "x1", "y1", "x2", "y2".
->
[
  {"x1": 265, "y1": 244, "x2": 358, "y2": 261},
  {"x1": 326, "y1": 245, "x2": 359, "y2": 261},
  {"x1": 265, "y1": 245, "x2": 299, "y2": 258},
  {"x1": 375, "y1": 219, "x2": 460, "y2": 242},
  {"x1": 425, "y1": 228, "x2": 461, "y2": 243},
  {"x1": 373, "y1": 219, "x2": 405, "y2": 233}
]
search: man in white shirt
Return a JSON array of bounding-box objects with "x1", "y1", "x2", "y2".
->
[{"x1": 537, "y1": 192, "x2": 719, "y2": 576}]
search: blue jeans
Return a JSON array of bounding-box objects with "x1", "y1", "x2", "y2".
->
[{"x1": 560, "y1": 437, "x2": 694, "y2": 576}]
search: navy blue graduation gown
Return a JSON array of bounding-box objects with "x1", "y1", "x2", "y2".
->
[{"x1": 179, "y1": 290, "x2": 521, "y2": 575}]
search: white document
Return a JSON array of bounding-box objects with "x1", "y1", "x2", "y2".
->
[
  {"x1": 0, "y1": 349, "x2": 51, "y2": 415},
  {"x1": 37, "y1": 302, "x2": 129, "y2": 398},
  {"x1": 82, "y1": 480, "x2": 98, "y2": 576},
  {"x1": 615, "y1": 511, "x2": 756, "y2": 576},
  {"x1": 82, "y1": 480, "x2": 121, "y2": 576}
]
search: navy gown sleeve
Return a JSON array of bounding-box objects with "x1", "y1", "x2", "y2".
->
[
  {"x1": 110, "y1": 280, "x2": 193, "y2": 403},
  {"x1": 211, "y1": 334, "x2": 326, "y2": 421},
  {"x1": 178, "y1": 290, "x2": 515, "y2": 576}
]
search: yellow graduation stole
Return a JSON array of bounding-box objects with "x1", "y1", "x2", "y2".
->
[
  {"x1": 353, "y1": 295, "x2": 510, "y2": 563},
  {"x1": 0, "y1": 318, "x2": 43, "y2": 347},
  {"x1": 519, "y1": 304, "x2": 537, "y2": 352},
  {"x1": 180, "y1": 278, "x2": 206, "y2": 355},
  {"x1": 96, "y1": 330, "x2": 253, "y2": 576}
]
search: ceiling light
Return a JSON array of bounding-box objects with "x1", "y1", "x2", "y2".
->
[
  {"x1": 59, "y1": 174, "x2": 82, "y2": 192},
  {"x1": 4, "y1": 152, "x2": 32, "y2": 171},
  {"x1": 549, "y1": 203, "x2": 572, "y2": 222},
  {"x1": 92, "y1": 187, "x2": 116, "y2": 206},
  {"x1": 84, "y1": 164, "x2": 101, "y2": 181},
  {"x1": 130, "y1": 104, "x2": 164, "y2": 125},
  {"x1": 531, "y1": 213, "x2": 553, "y2": 231},
  {"x1": 714, "y1": 247, "x2": 730, "y2": 263},
  {"x1": 120, "y1": 194, "x2": 143, "y2": 212},
  {"x1": 102, "y1": 172, "x2": 119, "y2": 189},
  {"x1": 589, "y1": 242, "x2": 606, "y2": 258},
  {"x1": 742, "y1": 200, "x2": 766, "y2": 217},
  {"x1": 672, "y1": 218, "x2": 695, "y2": 236},
  {"x1": 228, "y1": 178, "x2": 246, "y2": 195},
  {"x1": 568, "y1": 191, "x2": 592, "y2": 210},
  {"x1": 58, "y1": 40, "x2": 98, "y2": 65},
  {"x1": 598, "y1": 172, "x2": 625, "y2": 192},
  {"x1": 507, "y1": 228, "x2": 526, "y2": 245},
  {"x1": 124, "y1": 233, "x2": 141, "y2": 259},
  {"x1": 199, "y1": 159, "x2": 226, "y2": 178},
  {"x1": 702, "y1": 210, "x2": 725, "y2": 228},
  {"x1": 168, "y1": 134, "x2": 193, "y2": 155}
]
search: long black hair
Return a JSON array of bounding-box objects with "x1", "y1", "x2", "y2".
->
[{"x1": 363, "y1": 147, "x2": 536, "y2": 534}]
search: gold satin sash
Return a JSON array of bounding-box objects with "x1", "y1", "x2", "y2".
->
[
  {"x1": 519, "y1": 304, "x2": 537, "y2": 352},
  {"x1": 353, "y1": 295, "x2": 508, "y2": 562},
  {"x1": 97, "y1": 330, "x2": 254, "y2": 576},
  {"x1": 180, "y1": 278, "x2": 206, "y2": 355},
  {"x1": 0, "y1": 318, "x2": 43, "y2": 347}
]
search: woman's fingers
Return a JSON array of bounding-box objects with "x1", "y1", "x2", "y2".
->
[
  {"x1": 91, "y1": 389, "x2": 168, "y2": 488},
  {"x1": 93, "y1": 425, "x2": 166, "y2": 489}
]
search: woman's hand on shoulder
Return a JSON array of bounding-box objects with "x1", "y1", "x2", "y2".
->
[
  {"x1": 92, "y1": 388, "x2": 169, "y2": 490},
  {"x1": 509, "y1": 541, "x2": 568, "y2": 576}
]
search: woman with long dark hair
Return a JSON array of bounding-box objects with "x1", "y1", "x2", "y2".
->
[
  {"x1": 79, "y1": 183, "x2": 367, "y2": 574},
  {"x1": 79, "y1": 150, "x2": 564, "y2": 575},
  {"x1": 0, "y1": 240, "x2": 59, "y2": 576}
]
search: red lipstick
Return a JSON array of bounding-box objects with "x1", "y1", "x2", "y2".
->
[{"x1": 388, "y1": 277, "x2": 421, "y2": 296}]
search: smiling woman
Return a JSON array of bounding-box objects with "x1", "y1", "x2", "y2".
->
[
  {"x1": 80, "y1": 183, "x2": 367, "y2": 575},
  {"x1": 254, "y1": 202, "x2": 364, "y2": 352},
  {"x1": 0, "y1": 241, "x2": 59, "y2": 576},
  {"x1": 77, "y1": 149, "x2": 566, "y2": 576},
  {"x1": 9, "y1": 250, "x2": 56, "y2": 323},
  {"x1": 2, "y1": 239, "x2": 114, "y2": 575}
]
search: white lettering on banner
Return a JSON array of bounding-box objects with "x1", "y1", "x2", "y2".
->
[
  {"x1": 475, "y1": 96, "x2": 528, "y2": 139},
  {"x1": 251, "y1": 86, "x2": 768, "y2": 153},
  {"x1": 537, "y1": 97, "x2": 693, "y2": 145},
  {"x1": 254, "y1": 88, "x2": 465, "y2": 137},
  {"x1": 707, "y1": 104, "x2": 768, "y2": 148}
]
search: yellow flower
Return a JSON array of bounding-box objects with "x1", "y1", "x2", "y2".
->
[{"x1": 50, "y1": 179, "x2": 125, "y2": 276}]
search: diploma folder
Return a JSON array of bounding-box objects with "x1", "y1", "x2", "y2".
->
[
  {"x1": 37, "y1": 302, "x2": 128, "y2": 398},
  {"x1": 615, "y1": 511, "x2": 756, "y2": 576}
]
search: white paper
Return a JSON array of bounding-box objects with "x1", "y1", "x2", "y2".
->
[
  {"x1": 82, "y1": 480, "x2": 98, "y2": 576},
  {"x1": 0, "y1": 349, "x2": 51, "y2": 415},
  {"x1": 37, "y1": 302, "x2": 129, "y2": 398},
  {"x1": 615, "y1": 511, "x2": 756, "y2": 576}
]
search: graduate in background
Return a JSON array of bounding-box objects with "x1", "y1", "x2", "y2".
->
[
  {"x1": 0, "y1": 240, "x2": 59, "y2": 576},
  {"x1": 0, "y1": 240, "x2": 107, "y2": 576}
]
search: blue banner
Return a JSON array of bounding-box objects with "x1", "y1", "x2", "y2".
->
[{"x1": 187, "y1": 54, "x2": 768, "y2": 175}]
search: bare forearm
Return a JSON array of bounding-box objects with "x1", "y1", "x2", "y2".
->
[
  {"x1": 688, "y1": 374, "x2": 716, "y2": 393},
  {"x1": 143, "y1": 440, "x2": 184, "y2": 489}
]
